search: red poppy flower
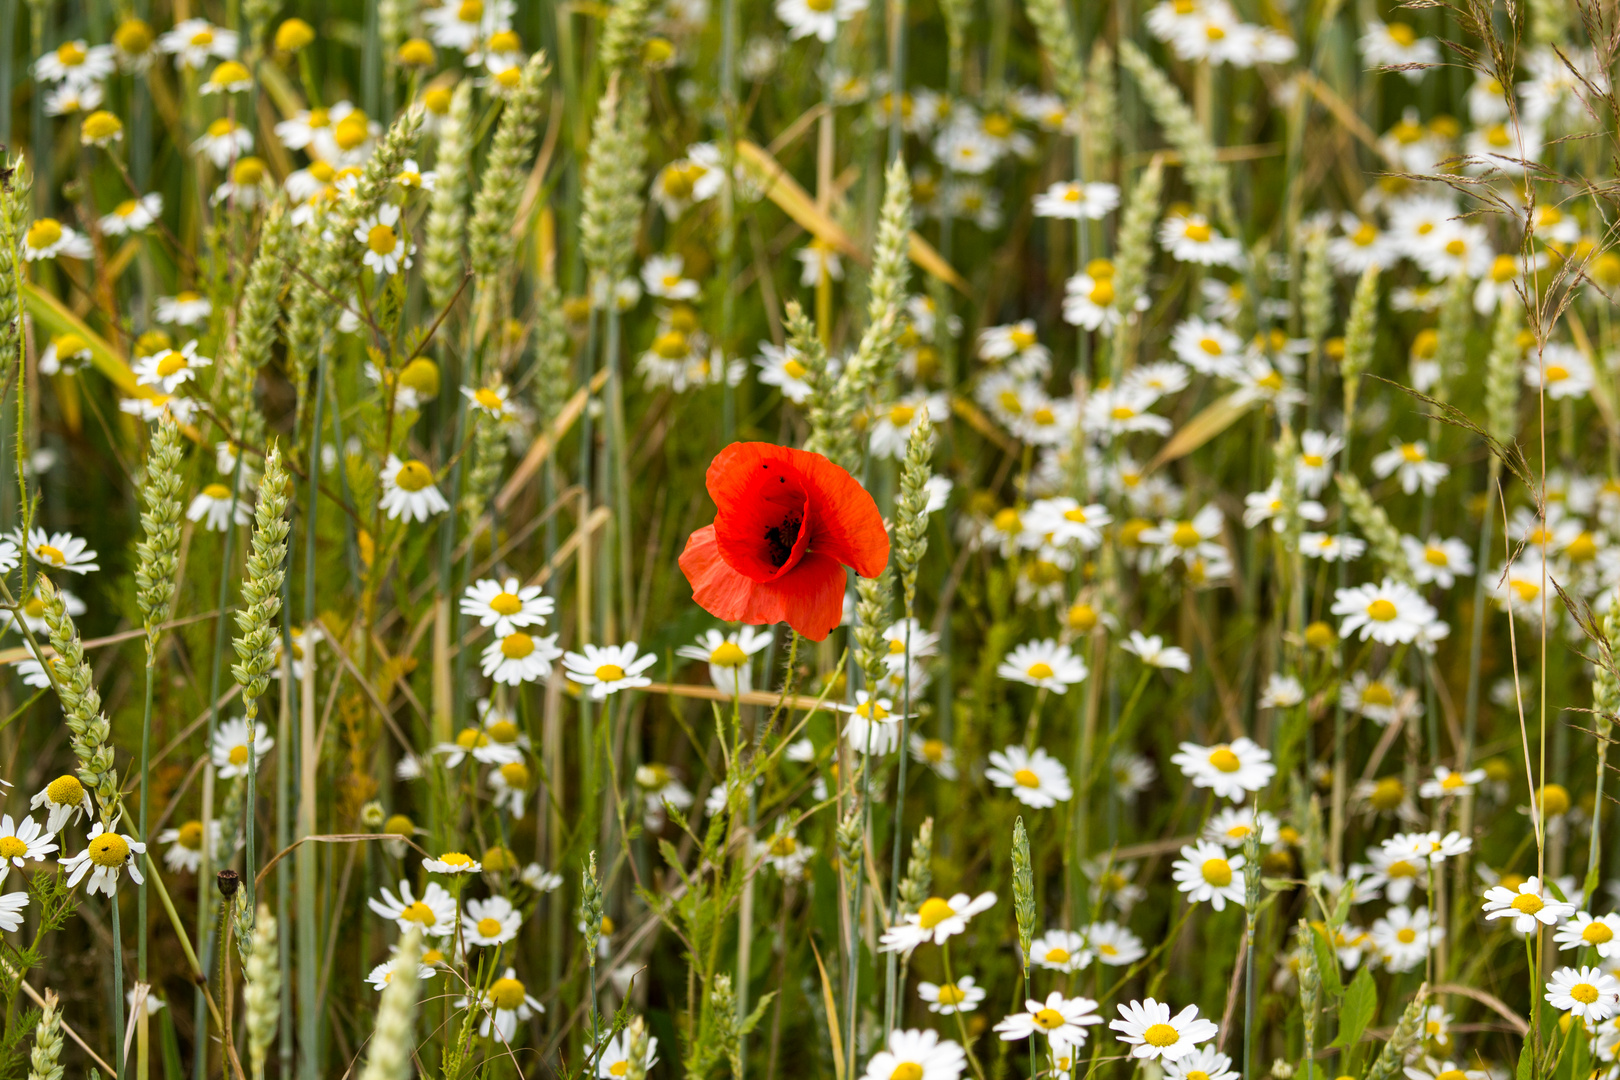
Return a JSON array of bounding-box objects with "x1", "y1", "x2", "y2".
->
[{"x1": 679, "y1": 442, "x2": 890, "y2": 642}]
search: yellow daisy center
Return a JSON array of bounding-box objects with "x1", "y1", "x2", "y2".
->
[
  {"x1": 1510, "y1": 893, "x2": 1544, "y2": 915},
  {"x1": 1034, "y1": 1008, "x2": 1067, "y2": 1030},
  {"x1": 477, "y1": 917, "x2": 503, "y2": 937},
  {"x1": 1013, "y1": 769, "x2": 1041, "y2": 789},
  {"x1": 890, "y1": 1065, "x2": 924, "y2": 1080},
  {"x1": 88, "y1": 833, "x2": 131, "y2": 868},
  {"x1": 936, "y1": 982, "x2": 966, "y2": 1005},
  {"x1": 1208, "y1": 747, "x2": 1241, "y2": 772},
  {"x1": 595, "y1": 664, "x2": 626, "y2": 683},
  {"x1": 178, "y1": 821, "x2": 204, "y2": 849},
  {"x1": 489, "y1": 592, "x2": 524, "y2": 616},
  {"x1": 1143, "y1": 1023, "x2": 1181, "y2": 1047},
  {"x1": 367, "y1": 224, "x2": 398, "y2": 256},
  {"x1": 0, "y1": 837, "x2": 26, "y2": 860},
  {"x1": 229, "y1": 745, "x2": 250, "y2": 766},
  {"x1": 1045, "y1": 947, "x2": 1070, "y2": 964},
  {"x1": 917, "y1": 897, "x2": 955, "y2": 929},
  {"x1": 1202, "y1": 858, "x2": 1232, "y2": 886},
  {"x1": 1586, "y1": 922, "x2": 1615, "y2": 944},
  {"x1": 46, "y1": 775, "x2": 83, "y2": 805},
  {"x1": 1366, "y1": 599, "x2": 1398, "y2": 621},
  {"x1": 395, "y1": 461, "x2": 434, "y2": 492},
  {"x1": 500, "y1": 633, "x2": 535, "y2": 660},
  {"x1": 1572, "y1": 983, "x2": 1600, "y2": 1004},
  {"x1": 489, "y1": 977, "x2": 526, "y2": 1010},
  {"x1": 26, "y1": 220, "x2": 63, "y2": 250}
]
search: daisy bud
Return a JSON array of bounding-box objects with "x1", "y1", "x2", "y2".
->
[
  {"x1": 80, "y1": 110, "x2": 123, "y2": 146},
  {"x1": 274, "y1": 18, "x2": 315, "y2": 52},
  {"x1": 396, "y1": 38, "x2": 435, "y2": 68}
]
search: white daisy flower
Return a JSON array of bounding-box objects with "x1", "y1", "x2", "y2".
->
[
  {"x1": 1170, "y1": 738, "x2": 1275, "y2": 800},
  {"x1": 464, "y1": 968, "x2": 544, "y2": 1041},
  {"x1": 1171, "y1": 841, "x2": 1247, "y2": 910},
  {"x1": 365, "y1": 958, "x2": 435, "y2": 991},
  {"x1": 61, "y1": 823, "x2": 147, "y2": 897},
  {"x1": 997, "y1": 639, "x2": 1088, "y2": 692},
  {"x1": 1027, "y1": 498, "x2": 1111, "y2": 550},
  {"x1": 1203, "y1": 807, "x2": 1280, "y2": 849},
  {"x1": 356, "y1": 204, "x2": 410, "y2": 276},
  {"x1": 0, "y1": 815, "x2": 55, "y2": 880},
  {"x1": 1122, "y1": 631, "x2": 1191, "y2": 672},
  {"x1": 878, "y1": 891, "x2": 996, "y2": 954},
  {"x1": 380, "y1": 456, "x2": 450, "y2": 522},
  {"x1": 1160, "y1": 213, "x2": 1243, "y2": 268},
  {"x1": 22, "y1": 218, "x2": 92, "y2": 261},
  {"x1": 156, "y1": 820, "x2": 218, "y2": 874},
  {"x1": 158, "y1": 18, "x2": 239, "y2": 69},
  {"x1": 1295, "y1": 430, "x2": 1343, "y2": 497},
  {"x1": 919, "y1": 975, "x2": 985, "y2": 1015},
  {"x1": 1370, "y1": 905, "x2": 1441, "y2": 972},
  {"x1": 1556, "y1": 912, "x2": 1620, "y2": 957},
  {"x1": 641, "y1": 253, "x2": 700, "y2": 300},
  {"x1": 1483, "y1": 875, "x2": 1576, "y2": 934},
  {"x1": 20, "y1": 529, "x2": 99, "y2": 574},
  {"x1": 994, "y1": 992, "x2": 1104, "y2": 1050},
  {"x1": 1547, "y1": 966, "x2": 1620, "y2": 1021},
  {"x1": 30, "y1": 774, "x2": 90, "y2": 834},
  {"x1": 1140, "y1": 505, "x2": 1226, "y2": 570},
  {"x1": 434, "y1": 726, "x2": 524, "y2": 770},
  {"x1": 155, "y1": 292, "x2": 212, "y2": 326},
  {"x1": 859, "y1": 1029, "x2": 966, "y2": 1080},
  {"x1": 1418, "y1": 766, "x2": 1487, "y2": 799},
  {"x1": 908, "y1": 733, "x2": 958, "y2": 780},
  {"x1": 190, "y1": 117, "x2": 253, "y2": 168},
  {"x1": 1033, "y1": 181, "x2": 1120, "y2": 220},
  {"x1": 1332, "y1": 579, "x2": 1443, "y2": 646},
  {"x1": 774, "y1": 0, "x2": 868, "y2": 42},
  {"x1": 39, "y1": 332, "x2": 92, "y2": 376},
  {"x1": 563, "y1": 643, "x2": 657, "y2": 699},
  {"x1": 1062, "y1": 267, "x2": 1123, "y2": 332},
  {"x1": 1028, "y1": 929, "x2": 1092, "y2": 973},
  {"x1": 1299, "y1": 532, "x2": 1367, "y2": 563},
  {"x1": 186, "y1": 483, "x2": 252, "y2": 532},
  {"x1": 462, "y1": 895, "x2": 522, "y2": 946},
  {"x1": 34, "y1": 40, "x2": 116, "y2": 86},
  {"x1": 480, "y1": 630, "x2": 563, "y2": 686},
  {"x1": 1359, "y1": 20, "x2": 1439, "y2": 79},
  {"x1": 521, "y1": 864, "x2": 564, "y2": 891},
  {"x1": 675, "y1": 626, "x2": 772, "y2": 696},
  {"x1": 1110, "y1": 998, "x2": 1219, "y2": 1060},
  {"x1": 1259, "y1": 673, "x2": 1304, "y2": 709},
  {"x1": 134, "y1": 340, "x2": 212, "y2": 394},
  {"x1": 460, "y1": 578, "x2": 553, "y2": 639},
  {"x1": 1165, "y1": 1046, "x2": 1239, "y2": 1080},
  {"x1": 755, "y1": 344, "x2": 815, "y2": 403},
  {"x1": 368, "y1": 880, "x2": 459, "y2": 936},
  {"x1": 1524, "y1": 343, "x2": 1595, "y2": 400},
  {"x1": 211, "y1": 716, "x2": 273, "y2": 779},
  {"x1": 794, "y1": 240, "x2": 845, "y2": 286},
  {"x1": 597, "y1": 1029, "x2": 659, "y2": 1078},
  {"x1": 1087, "y1": 921, "x2": 1147, "y2": 966},
  {"x1": 1402, "y1": 535, "x2": 1473, "y2": 588},
  {"x1": 1371, "y1": 438, "x2": 1449, "y2": 495},
  {"x1": 843, "y1": 691, "x2": 905, "y2": 755},
  {"x1": 424, "y1": 0, "x2": 515, "y2": 51},
  {"x1": 985, "y1": 745, "x2": 1072, "y2": 808}
]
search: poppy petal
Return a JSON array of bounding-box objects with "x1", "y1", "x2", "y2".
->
[
  {"x1": 708, "y1": 445, "x2": 813, "y2": 582},
  {"x1": 680, "y1": 525, "x2": 849, "y2": 641},
  {"x1": 789, "y1": 449, "x2": 890, "y2": 577}
]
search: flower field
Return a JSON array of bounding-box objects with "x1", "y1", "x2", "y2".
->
[{"x1": 0, "y1": 0, "x2": 1611, "y2": 1078}]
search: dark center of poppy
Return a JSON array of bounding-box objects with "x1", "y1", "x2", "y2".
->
[{"x1": 765, "y1": 514, "x2": 802, "y2": 567}]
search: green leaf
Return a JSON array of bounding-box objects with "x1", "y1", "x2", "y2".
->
[
  {"x1": 1330, "y1": 965, "x2": 1377, "y2": 1049},
  {"x1": 1310, "y1": 924, "x2": 1344, "y2": 997},
  {"x1": 1517, "y1": 1032, "x2": 1535, "y2": 1080}
]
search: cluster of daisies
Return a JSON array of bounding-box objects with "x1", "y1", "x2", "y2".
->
[{"x1": 836, "y1": 881, "x2": 1229, "y2": 1080}]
